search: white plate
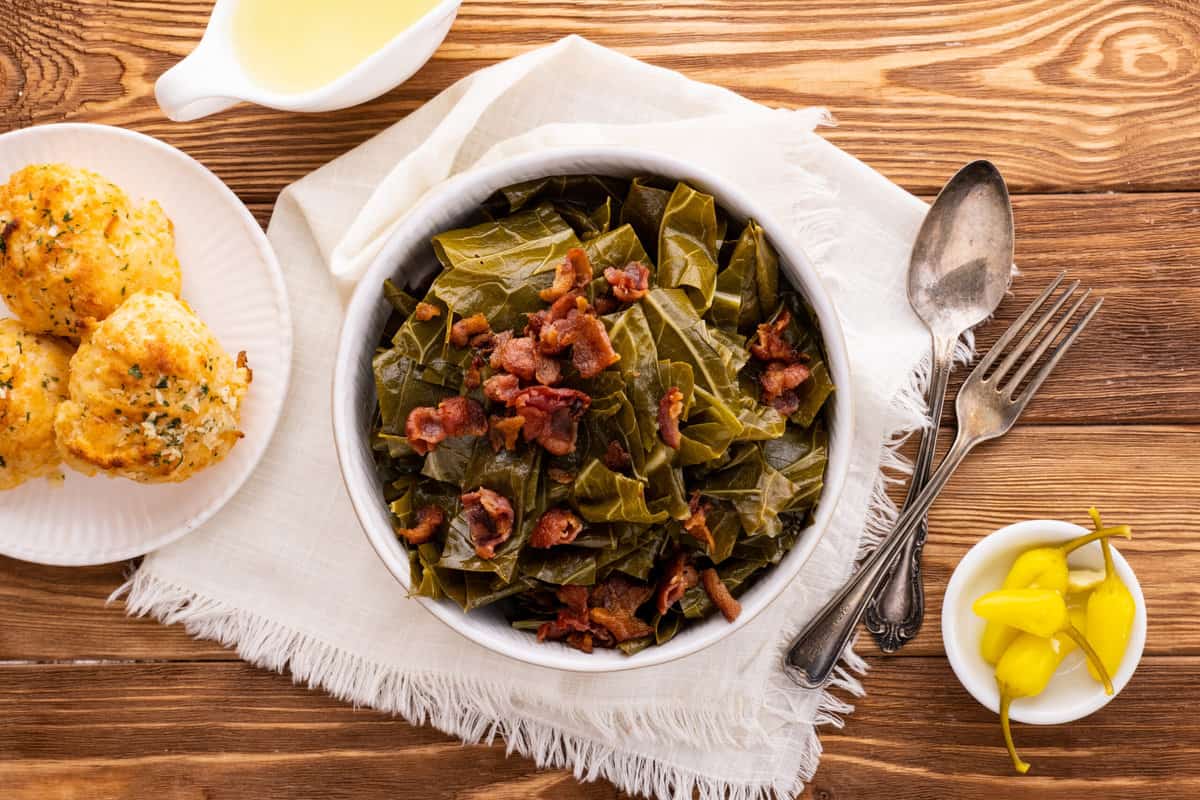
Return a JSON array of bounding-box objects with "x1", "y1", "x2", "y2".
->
[{"x1": 0, "y1": 123, "x2": 291, "y2": 565}]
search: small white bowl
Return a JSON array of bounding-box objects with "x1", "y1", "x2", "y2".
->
[
  {"x1": 942, "y1": 519, "x2": 1147, "y2": 724},
  {"x1": 155, "y1": 0, "x2": 462, "y2": 121},
  {"x1": 331, "y1": 146, "x2": 855, "y2": 672}
]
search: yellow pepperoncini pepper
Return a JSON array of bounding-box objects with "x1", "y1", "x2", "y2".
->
[
  {"x1": 1084, "y1": 507, "x2": 1136, "y2": 684},
  {"x1": 980, "y1": 523, "x2": 1132, "y2": 664},
  {"x1": 973, "y1": 588, "x2": 1113, "y2": 694},
  {"x1": 994, "y1": 607, "x2": 1086, "y2": 774}
]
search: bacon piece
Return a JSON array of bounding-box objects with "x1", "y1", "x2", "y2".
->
[
  {"x1": 461, "y1": 487, "x2": 514, "y2": 559},
  {"x1": 590, "y1": 607, "x2": 653, "y2": 642},
  {"x1": 490, "y1": 335, "x2": 538, "y2": 382},
  {"x1": 513, "y1": 386, "x2": 591, "y2": 456},
  {"x1": 657, "y1": 386, "x2": 684, "y2": 449},
  {"x1": 488, "y1": 414, "x2": 525, "y2": 452},
  {"x1": 449, "y1": 314, "x2": 491, "y2": 348},
  {"x1": 538, "y1": 585, "x2": 607, "y2": 650},
  {"x1": 404, "y1": 396, "x2": 487, "y2": 455},
  {"x1": 683, "y1": 492, "x2": 715, "y2": 552},
  {"x1": 655, "y1": 551, "x2": 699, "y2": 615},
  {"x1": 534, "y1": 352, "x2": 562, "y2": 386},
  {"x1": 464, "y1": 355, "x2": 484, "y2": 390},
  {"x1": 539, "y1": 247, "x2": 593, "y2": 302},
  {"x1": 530, "y1": 508, "x2": 584, "y2": 549},
  {"x1": 603, "y1": 261, "x2": 651, "y2": 302},
  {"x1": 483, "y1": 373, "x2": 522, "y2": 406},
  {"x1": 592, "y1": 574, "x2": 653, "y2": 616},
  {"x1": 547, "y1": 467, "x2": 575, "y2": 484},
  {"x1": 413, "y1": 301, "x2": 441, "y2": 321},
  {"x1": 749, "y1": 311, "x2": 796, "y2": 362},
  {"x1": 760, "y1": 361, "x2": 811, "y2": 415},
  {"x1": 567, "y1": 314, "x2": 620, "y2": 378},
  {"x1": 603, "y1": 440, "x2": 631, "y2": 472},
  {"x1": 396, "y1": 506, "x2": 445, "y2": 546},
  {"x1": 701, "y1": 568, "x2": 742, "y2": 622}
]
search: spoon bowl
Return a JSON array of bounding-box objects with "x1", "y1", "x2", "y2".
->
[{"x1": 908, "y1": 161, "x2": 1014, "y2": 339}]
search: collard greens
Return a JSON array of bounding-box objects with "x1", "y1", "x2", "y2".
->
[{"x1": 371, "y1": 174, "x2": 833, "y2": 654}]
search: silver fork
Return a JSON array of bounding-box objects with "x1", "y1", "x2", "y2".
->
[{"x1": 784, "y1": 272, "x2": 1102, "y2": 689}]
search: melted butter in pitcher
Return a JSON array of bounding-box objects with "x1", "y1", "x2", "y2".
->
[{"x1": 232, "y1": 0, "x2": 442, "y2": 93}]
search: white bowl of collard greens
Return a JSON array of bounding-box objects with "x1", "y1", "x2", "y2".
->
[{"x1": 333, "y1": 147, "x2": 853, "y2": 673}]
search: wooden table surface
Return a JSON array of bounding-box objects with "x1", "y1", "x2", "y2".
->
[{"x1": 2, "y1": 1, "x2": 1198, "y2": 798}]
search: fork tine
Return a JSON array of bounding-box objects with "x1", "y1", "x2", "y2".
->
[
  {"x1": 975, "y1": 272, "x2": 1066, "y2": 375},
  {"x1": 1002, "y1": 288, "x2": 1090, "y2": 396},
  {"x1": 1012, "y1": 297, "x2": 1103, "y2": 405},
  {"x1": 991, "y1": 279, "x2": 1080, "y2": 384}
]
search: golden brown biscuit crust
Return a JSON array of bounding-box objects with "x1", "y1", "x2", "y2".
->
[
  {"x1": 54, "y1": 290, "x2": 251, "y2": 483},
  {"x1": 0, "y1": 318, "x2": 73, "y2": 490}
]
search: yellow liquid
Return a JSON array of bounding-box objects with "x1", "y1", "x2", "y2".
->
[{"x1": 232, "y1": 0, "x2": 441, "y2": 93}]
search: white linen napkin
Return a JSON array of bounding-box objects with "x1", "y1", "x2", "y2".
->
[{"x1": 120, "y1": 36, "x2": 936, "y2": 800}]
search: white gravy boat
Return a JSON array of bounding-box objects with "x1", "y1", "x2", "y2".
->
[{"x1": 155, "y1": 0, "x2": 463, "y2": 121}]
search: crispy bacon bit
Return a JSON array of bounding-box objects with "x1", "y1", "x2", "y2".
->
[
  {"x1": 749, "y1": 311, "x2": 796, "y2": 362},
  {"x1": 513, "y1": 386, "x2": 591, "y2": 456},
  {"x1": 590, "y1": 607, "x2": 653, "y2": 642},
  {"x1": 530, "y1": 508, "x2": 584, "y2": 549},
  {"x1": 683, "y1": 492, "x2": 715, "y2": 552},
  {"x1": 701, "y1": 568, "x2": 742, "y2": 622},
  {"x1": 592, "y1": 574, "x2": 654, "y2": 616},
  {"x1": 396, "y1": 506, "x2": 445, "y2": 546},
  {"x1": 413, "y1": 301, "x2": 441, "y2": 321},
  {"x1": 603, "y1": 261, "x2": 651, "y2": 302},
  {"x1": 535, "y1": 352, "x2": 562, "y2": 386},
  {"x1": 483, "y1": 373, "x2": 522, "y2": 406},
  {"x1": 461, "y1": 487, "x2": 514, "y2": 559},
  {"x1": 488, "y1": 414, "x2": 525, "y2": 452},
  {"x1": 655, "y1": 551, "x2": 699, "y2": 615},
  {"x1": 657, "y1": 387, "x2": 685, "y2": 449},
  {"x1": 489, "y1": 335, "x2": 538, "y2": 381},
  {"x1": 603, "y1": 440, "x2": 632, "y2": 472},
  {"x1": 547, "y1": 467, "x2": 575, "y2": 484},
  {"x1": 449, "y1": 313, "x2": 491, "y2": 348},
  {"x1": 464, "y1": 355, "x2": 484, "y2": 390},
  {"x1": 760, "y1": 361, "x2": 811, "y2": 415},
  {"x1": 539, "y1": 247, "x2": 594, "y2": 302},
  {"x1": 404, "y1": 396, "x2": 487, "y2": 455},
  {"x1": 567, "y1": 314, "x2": 620, "y2": 378},
  {"x1": 538, "y1": 585, "x2": 604, "y2": 649}
]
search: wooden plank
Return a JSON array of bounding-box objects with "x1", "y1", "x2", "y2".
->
[
  {"x1": 1, "y1": 658, "x2": 1194, "y2": 799},
  {"x1": 3, "y1": 1, "x2": 1200, "y2": 197},
  {"x1": 1, "y1": 425, "x2": 1192, "y2": 659},
  {"x1": 808, "y1": 655, "x2": 1200, "y2": 798},
  {"x1": 0, "y1": 661, "x2": 618, "y2": 800}
]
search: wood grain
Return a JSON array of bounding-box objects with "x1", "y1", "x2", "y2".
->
[
  {"x1": 0, "y1": 661, "x2": 618, "y2": 800},
  {"x1": 3, "y1": 658, "x2": 1197, "y2": 800},
  {"x1": 4, "y1": 1, "x2": 1200, "y2": 198}
]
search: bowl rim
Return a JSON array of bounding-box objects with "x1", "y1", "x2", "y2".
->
[
  {"x1": 941, "y1": 518, "x2": 1147, "y2": 725},
  {"x1": 332, "y1": 145, "x2": 855, "y2": 672}
]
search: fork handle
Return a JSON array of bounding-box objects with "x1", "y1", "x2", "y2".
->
[
  {"x1": 784, "y1": 433, "x2": 976, "y2": 689},
  {"x1": 865, "y1": 334, "x2": 956, "y2": 652}
]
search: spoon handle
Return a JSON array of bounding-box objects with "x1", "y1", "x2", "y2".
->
[{"x1": 864, "y1": 334, "x2": 955, "y2": 652}]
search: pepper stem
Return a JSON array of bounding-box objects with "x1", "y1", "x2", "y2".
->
[
  {"x1": 1058, "y1": 525, "x2": 1131, "y2": 555},
  {"x1": 1065, "y1": 624, "x2": 1114, "y2": 695},
  {"x1": 999, "y1": 686, "x2": 1030, "y2": 774}
]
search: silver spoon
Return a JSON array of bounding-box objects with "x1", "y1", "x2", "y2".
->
[{"x1": 863, "y1": 160, "x2": 1013, "y2": 653}]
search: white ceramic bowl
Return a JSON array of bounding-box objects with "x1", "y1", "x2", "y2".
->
[
  {"x1": 155, "y1": 0, "x2": 463, "y2": 121},
  {"x1": 332, "y1": 147, "x2": 854, "y2": 672},
  {"x1": 943, "y1": 519, "x2": 1147, "y2": 724}
]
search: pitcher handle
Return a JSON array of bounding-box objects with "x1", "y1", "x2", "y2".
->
[{"x1": 155, "y1": 47, "x2": 242, "y2": 122}]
